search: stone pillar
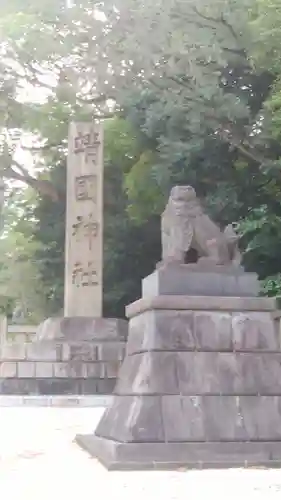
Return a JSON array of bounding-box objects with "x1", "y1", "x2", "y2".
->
[{"x1": 64, "y1": 122, "x2": 103, "y2": 317}]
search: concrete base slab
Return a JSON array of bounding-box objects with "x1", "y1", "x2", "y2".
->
[{"x1": 75, "y1": 434, "x2": 281, "y2": 471}]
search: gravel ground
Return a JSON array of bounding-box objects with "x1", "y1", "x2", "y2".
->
[{"x1": 1, "y1": 406, "x2": 281, "y2": 499}]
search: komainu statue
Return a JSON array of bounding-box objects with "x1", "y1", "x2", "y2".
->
[{"x1": 161, "y1": 185, "x2": 241, "y2": 266}]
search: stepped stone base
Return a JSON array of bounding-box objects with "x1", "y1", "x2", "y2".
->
[
  {"x1": 0, "y1": 317, "x2": 127, "y2": 395},
  {"x1": 76, "y1": 435, "x2": 281, "y2": 470},
  {"x1": 76, "y1": 292, "x2": 281, "y2": 470}
]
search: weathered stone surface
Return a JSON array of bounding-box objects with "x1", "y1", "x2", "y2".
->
[
  {"x1": 127, "y1": 311, "x2": 195, "y2": 355},
  {"x1": 126, "y1": 312, "x2": 155, "y2": 355},
  {"x1": 17, "y1": 362, "x2": 35, "y2": 378},
  {"x1": 103, "y1": 361, "x2": 121, "y2": 379},
  {"x1": 37, "y1": 379, "x2": 81, "y2": 394},
  {"x1": 0, "y1": 362, "x2": 17, "y2": 378},
  {"x1": 53, "y1": 362, "x2": 87, "y2": 378},
  {"x1": 236, "y1": 353, "x2": 281, "y2": 394},
  {"x1": 115, "y1": 352, "x2": 179, "y2": 395},
  {"x1": 114, "y1": 354, "x2": 141, "y2": 394},
  {"x1": 96, "y1": 378, "x2": 116, "y2": 394},
  {"x1": 62, "y1": 343, "x2": 98, "y2": 362},
  {"x1": 201, "y1": 396, "x2": 248, "y2": 441},
  {"x1": 96, "y1": 395, "x2": 164, "y2": 442},
  {"x1": 154, "y1": 311, "x2": 195, "y2": 350},
  {"x1": 35, "y1": 362, "x2": 53, "y2": 378},
  {"x1": 36, "y1": 317, "x2": 128, "y2": 342},
  {"x1": 127, "y1": 309, "x2": 280, "y2": 354},
  {"x1": 126, "y1": 296, "x2": 277, "y2": 318},
  {"x1": 97, "y1": 342, "x2": 126, "y2": 361},
  {"x1": 162, "y1": 395, "x2": 205, "y2": 442},
  {"x1": 142, "y1": 266, "x2": 259, "y2": 298},
  {"x1": 86, "y1": 363, "x2": 105, "y2": 378},
  {"x1": 177, "y1": 352, "x2": 220, "y2": 394},
  {"x1": 0, "y1": 377, "x2": 109, "y2": 394},
  {"x1": 26, "y1": 341, "x2": 59, "y2": 361},
  {"x1": 232, "y1": 312, "x2": 279, "y2": 351},
  {"x1": 239, "y1": 396, "x2": 281, "y2": 440},
  {"x1": 0, "y1": 378, "x2": 38, "y2": 394},
  {"x1": 194, "y1": 312, "x2": 232, "y2": 350},
  {"x1": 76, "y1": 434, "x2": 281, "y2": 470},
  {"x1": 64, "y1": 122, "x2": 104, "y2": 318},
  {"x1": 0, "y1": 342, "x2": 26, "y2": 361}
]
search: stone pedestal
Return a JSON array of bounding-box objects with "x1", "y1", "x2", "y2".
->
[
  {"x1": 76, "y1": 265, "x2": 281, "y2": 470},
  {"x1": 143, "y1": 263, "x2": 259, "y2": 298},
  {"x1": 0, "y1": 317, "x2": 127, "y2": 395}
]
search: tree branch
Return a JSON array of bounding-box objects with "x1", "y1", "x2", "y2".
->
[{"x1": 3, "y1": 162, "x2": 60, "y2": 201}]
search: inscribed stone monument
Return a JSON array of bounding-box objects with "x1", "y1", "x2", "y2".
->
[
  {"x1": 0, "y1": 122, "x2": 127, "y2": 397},
  {"x1": 64, "y1": 122, "x2": 103, "y2": 317},
  {"x1": 76, "y1": 185, "x2": 281, "y2": 470}
]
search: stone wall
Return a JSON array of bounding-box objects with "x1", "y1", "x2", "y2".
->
[{"x1": 0, "y1": 317, "x2": 127, "y2": 395}]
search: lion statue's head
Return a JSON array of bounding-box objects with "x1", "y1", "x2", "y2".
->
[{"x1": 170, "y1": 185, "x2": 196, "y2": 203}]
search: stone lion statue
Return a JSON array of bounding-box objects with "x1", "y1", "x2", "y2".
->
[{"x1": 161, "y1": 185, "x2": 241, "y2": 266}]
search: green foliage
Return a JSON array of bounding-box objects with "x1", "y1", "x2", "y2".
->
[
  {"x1": 0, "y1": 226, "x2": 48, "y2": 323},
  {"x1": 261, "y1": 275, "x2": 281, "y2": 298},
  {"x1": 2, "y1": 0, "x2": 281, "y2": 317}
]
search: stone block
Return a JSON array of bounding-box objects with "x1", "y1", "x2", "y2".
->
[
  {"x1": 154, "y1": 311, "x2": 195, "y2": 350},
  {"x1": 126, "y1": 312, "x2": 154, "y2": 355},
  {"x1": 104, "y1": 361, "x2": 121, "y2": 378},
  {"x1": 201, "y1": 396, "x2": 248, "y2": 441},
  {"x1": 127, "y1": 310, "x2": 233, "y2": 354},
  {"x1": 37, "y1": 317, "x2": 128, "y2": 341},
  {"x1": 0, "y1": 378, "x2": 38, "y2": 394},
  {"x1": 86, "y1": 363, "x2": 105, "y2": 378},
  {"x1": 96, "y1": 378, "x2": 116, "y2": 394},
  {"x1": 126, "y1": 296, "x2": 277, "y2": 319},
  {"x1": 0, "y1": 362, "x2": 17, "y2": 377},
  {"x1": 198, "y1": 352, "x2": 281, "y2": 395},
  {"x1": 232, "y1": 312, "x2": 279, "y2": 351},
  {"x1": 162, "y1": 395, "x2": 205, "y2": 441},
  {"x1": 239, "y1": 396, "x2": 281, "y2": 440},
  {"x1": 97, "y1": 342, "x2": 126, "y2": 361},
  {"x1": 0, "y1": 342, "x2": 26, "y2": 361},
  {"x1": 53, "y1": 362, "x2": 87, "y2": 378},
  {"x1": 142, "y1": 265, "x2": 259, "y2": 298},
  {"x1": 35, "y1": 362, "x2": 53, "y2": 378},
  {"x1": 116, "y1": 352, "x2": 179, "y2": 395},
  {"x1": 215, "y1": 352, "x2": 240, "y2": 394},
  {"x1": 17, "y1": 362, "x2": 35, "y2": 378},
  {"x1": 177, "y1": 352, "x2": 220, "y2": 394},
  {"x1": 62, "y1": 343, "x2": 98, "y2": 362},
  {"x1": 37, "y1": 378, "x2": 81, "y2": 395},
  {"x1": 114, "y1": 354, "x2": 141, "y2": 394},
  {"x1": 96, "y1": 395, "x2": 164, "y2": 442},
  {"x1": 194, "y1": 312, "x2": 232, "y2": 350},
  {"x1": 80, "y1": 379, "x2": 98, "y2": 394},
  {"x1": 236, "y1": 353, "x2": 281, "y2": 394},
  {"x1": 26, "y1": 342, "x2": 59, "y2": 361}
]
